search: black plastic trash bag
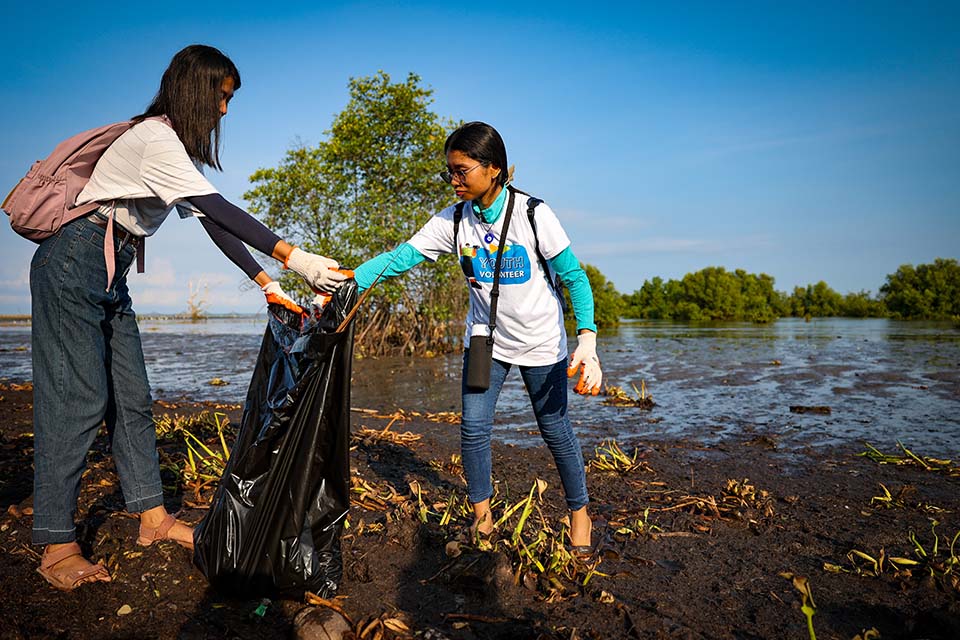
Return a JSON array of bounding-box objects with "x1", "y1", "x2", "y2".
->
[{"x1": 193, "y1": 281, "x2": 358, "y2": 597}]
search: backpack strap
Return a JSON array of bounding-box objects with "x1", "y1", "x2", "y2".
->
[
  {"x1": 486, "y1": 188, "x2": 516, "y2": 339},
  {"x1": 508, "y1": 186, "x2": 568, "y2": 312}
]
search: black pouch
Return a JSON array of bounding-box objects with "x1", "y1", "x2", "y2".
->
[{"x1": 466, "y1": 335, "x2": 494, "y2": 390}]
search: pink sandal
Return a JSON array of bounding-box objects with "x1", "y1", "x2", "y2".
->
[
  {"x1": 137, "y1": 513, "x2": 194, "y2": 550},
  {"x1": 37, "y1": 542, "x2": 111, "y2": 590}
]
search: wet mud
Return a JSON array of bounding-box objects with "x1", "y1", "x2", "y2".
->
[{"x1": 1, "y1": 382, "x2": 958, "y2": 639}]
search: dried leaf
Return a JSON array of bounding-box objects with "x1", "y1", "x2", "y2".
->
[
  {"x1": 535, "y1": 478, "x2": 548, "y2": 500},
  {"x1": 382, "y1": 618, "x2": 410, "y2": 632}
]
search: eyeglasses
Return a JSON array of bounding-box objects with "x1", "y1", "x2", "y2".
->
[{"x1": 439, "y1": 163, "x2": 484, "y2": 184}]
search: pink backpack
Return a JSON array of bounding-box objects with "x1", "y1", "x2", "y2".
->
[
  {"x1": 2, "y1": 121, "x2": 133, "y2": 240},
  {"x1": 2, "y1": 119, "x2": 165, "y2": 289}
]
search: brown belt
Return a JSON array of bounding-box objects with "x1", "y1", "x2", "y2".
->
[{"x1": 87, "y1": 213, "x2": 135, "y2": 245}]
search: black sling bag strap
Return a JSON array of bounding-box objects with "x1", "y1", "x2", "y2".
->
[
  {"x1": 457, "y1": 190, "x2": 516, "y2": 390},
  {"x1": 486, "y1": 188, "x2": 516, "y2": 340},
  {"x1": 451, "y1": 190, "x2": 516, "y2": 339}
]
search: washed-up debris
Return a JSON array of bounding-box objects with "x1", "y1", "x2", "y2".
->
[
  {"x1": 860, "y1": 442, "x2": 958, "y2": 476},
  {"x1": 789, "y1": 405, "x2": 831, "y2": 415},
  {"x1": 351, "y1": 407, "x2": 460, "y2": 424},
  {"x1": 588, "y1": 440, "x2": 651, "y2": 475},
  {"x1": 602, "y1": 381, "x2": 655, "y2": 409},
  {"x1": 0, "y1": 382, "x2": 32, "y2": 391},
  {"x1": 351, "y1": 419, "x2": 422, "y2": 447},
  {"x1": 251, "y1": 598, "x2": 270, "y2": 619},
  {"x1": 350, "y1": 477, "x2": 408, "y2": 511}
]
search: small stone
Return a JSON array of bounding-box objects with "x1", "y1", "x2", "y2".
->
[{"x1": 117, "y1": 604, "x2": 133, "y2": 616}]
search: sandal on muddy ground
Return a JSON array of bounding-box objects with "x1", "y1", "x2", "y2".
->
[
  {"x1": 566, "y1": 544, "x2": 598, "y2": 561},
  {"x1": 137, "y1": 513, "x2": 194, "y2": 550},
  {"x1": 455, "y1": 526, "x2": 499, "y2": 547},
  {"x1": 37, "y1": 542, "x2": 111, "y2": 591}
]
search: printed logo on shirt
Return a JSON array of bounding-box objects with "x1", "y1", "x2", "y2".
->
[{"x1": 459, "y1": 244, "x2": 531, "y2": 285}]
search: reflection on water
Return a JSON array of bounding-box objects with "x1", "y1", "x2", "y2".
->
[{"x1": 1, "y1": 317, "x2": 957, "y2": 455}]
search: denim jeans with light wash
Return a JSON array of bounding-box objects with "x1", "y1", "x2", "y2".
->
[
  {"x1": 30, "y1": 217, "x2": 163, "y2": 545},
  {"x1": 461, "y1": 352, "x2": 589, "y2": 511}
]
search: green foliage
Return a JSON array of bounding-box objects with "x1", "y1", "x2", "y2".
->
[
  {"x1": 880, "y1": 258, "x2": 960, "y2": 319},
  {"x1": 245, "y1": 71, "x2": 466, "y2": 355},
  {"x1": 838, "y1": 290, "x2": 887, "y2": 318},
  {"x1": 787, "y1": 281, "x2": 844, "y2": 318},
  {"x1": 622, "y1": 276, "x2": 669, "y2": 319},
  {"x1": 565, "y1": 263, "x2": 623, "y2": 329},
  {"x1": 621, "y1": 266, "x2": 784, "y2": 322}
]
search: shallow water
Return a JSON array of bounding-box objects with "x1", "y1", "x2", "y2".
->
[{"x1": 1, "y1": 317, "x2": 957, "y2": 455}]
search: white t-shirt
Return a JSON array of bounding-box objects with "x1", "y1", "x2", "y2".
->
[
  {"x1": 76, "y1": 119, "x2": 218, "y2": 236},
  {"x1": 409, "y1": 191, "x2": 571, "y2": 366}
]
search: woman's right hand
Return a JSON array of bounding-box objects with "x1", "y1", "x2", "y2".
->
[
  {"x1": 568, "y1": 331, "x2": 603, "y2": 395},
  {"x1": 285, "y1": 247, "x2": 347, "y2": 294}
]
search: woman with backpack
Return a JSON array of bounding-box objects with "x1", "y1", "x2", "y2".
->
[
  {"x1": 29, "y1": 44, "x2": 344, "y2": 590},
  {"x1": 353, "y1": 121, "x2": 602, "y2": 552}
]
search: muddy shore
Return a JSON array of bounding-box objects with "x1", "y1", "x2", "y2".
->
[{"x1": 0, "y1": 382, "x2": 958, "y2": 639}]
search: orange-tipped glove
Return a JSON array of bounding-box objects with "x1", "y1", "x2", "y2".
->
[
  {"x1": 284, "y1": 247, "x2": 347, "y2": 294},
  {"x1": 567, "y1": 331, "x2": 603, "y2": 395},
  {"x1": 261, "y1": 281, "x2": 303, "y2": 315},
  {"x1": 310, "y1": 269, "x2": 355, "y2": 308}
]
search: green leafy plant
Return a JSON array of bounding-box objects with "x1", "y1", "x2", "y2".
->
[{"x1": 780, "y1": 572, "x2": 817, "y2": 640}]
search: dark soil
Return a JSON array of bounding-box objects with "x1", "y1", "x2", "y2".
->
[{"x1": 1, "y1": 381, "x2": 958, "y2": 639}]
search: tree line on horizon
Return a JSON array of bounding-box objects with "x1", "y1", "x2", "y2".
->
[
  {"x1": 245, "y1": 71, "x2": 957, "y2": 356},
  {"x1": 578, "y1": 257, "x2": 960, "y2": 327}
]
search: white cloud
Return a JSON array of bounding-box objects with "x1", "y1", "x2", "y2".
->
[
  {"x1": 0, "y1": 266, "x2": 29, "y2": 289},
  {"x1": 688, "y1": 124, "x2": 896, "y2": 162}
]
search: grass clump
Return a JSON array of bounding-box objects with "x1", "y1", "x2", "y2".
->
[
  {"x1": 824, "y1": 521, "x2": 960, "y2": 594},
  {"x1": 588, "y1": 440, "x2": 651, "y2": 475},
  {"x1": 860, "y1": 441, "x2": 958, "y2": 476}
]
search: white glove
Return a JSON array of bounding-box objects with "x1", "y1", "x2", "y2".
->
[
  {"x1": 261, "y1": 281, "x2": 301, "y2": 313},
  {"x1": 285, "y1": 247, "x2": 347, "y2": 294},
  {"x1": 567, "y1": 331, "x2": 602, "y2": 395}
]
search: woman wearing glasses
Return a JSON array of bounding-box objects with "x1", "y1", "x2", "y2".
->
[{"x1": 353, "y1": 121, "x2": 602, "y2": 553}]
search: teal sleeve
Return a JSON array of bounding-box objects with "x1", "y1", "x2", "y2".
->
[
  {"x1": 354, "y1": 242, "x2": 427, "y2": 291},
  {"x1": 548, "y1": 246, "x2": 597, "y2": 333}
]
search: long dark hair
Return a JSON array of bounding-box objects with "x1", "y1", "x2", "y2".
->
[
  {"x1": 135, "y1": 44, "x2": 241, "y2": 170},
  {"x1": 444, "y1": 122, "x2": 509, "y2": 186}
]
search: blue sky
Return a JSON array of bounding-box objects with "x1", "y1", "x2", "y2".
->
[{"x1": 1, "y1": 1, "x2": 957, "y2": 314}]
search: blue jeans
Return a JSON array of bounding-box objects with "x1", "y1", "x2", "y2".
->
[
  {"x1": 30, "y1": 217, "x2": 163, "y2": 545},
  {"x1": 461, "y1": 353, "x2": 589, "y2": 511}
]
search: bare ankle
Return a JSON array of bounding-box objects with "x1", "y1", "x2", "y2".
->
[{"x1": 472, "y1": 511, "x2": 493, "y2": 533}]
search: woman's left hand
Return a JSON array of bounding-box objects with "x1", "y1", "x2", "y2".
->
[{"x1": 568, "y1": 331, "x2": 602, "y2": 395}]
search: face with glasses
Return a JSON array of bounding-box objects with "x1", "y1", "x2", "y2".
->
[{"x1": 440, "y1": 150, "x2": 502, "y2": 203}]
